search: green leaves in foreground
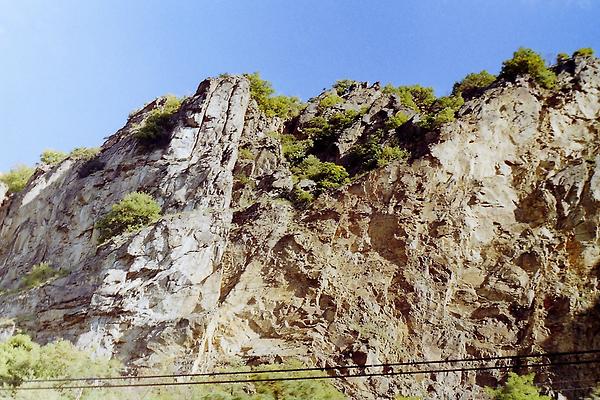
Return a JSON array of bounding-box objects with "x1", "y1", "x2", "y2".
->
[
  {"x1": 486, "y1": 373, "x2": 551, "y2": 400},
  {"x1": 95, "y1": 192, "x2": 162, "y2": 243}
]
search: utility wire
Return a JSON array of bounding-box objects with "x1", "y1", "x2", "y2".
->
[
  {"x1": 7, "y1": 356, "x2": 600, "y2": 391},
  {"x1": 27, "y1": 348, "x2": 600, "y2": 384}
]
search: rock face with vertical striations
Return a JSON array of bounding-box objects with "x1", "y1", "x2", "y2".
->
[{"x1": 1, "y1": 57, "x2": 599, "y2": 399}]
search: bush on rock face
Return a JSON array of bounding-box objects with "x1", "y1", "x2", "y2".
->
[
  {"x1": 486, "y1": 373, "x2": 551, "y2": 400},
  {"x1": 245, "y1": 72, "x2": 303, "y2": 119},
  {"x1": 134, "y1": 95, "x2": 182, "y2": 146},
  {"x1": 572, "y1": 47, "x2": 594, "y2": 58},
  {"x1": 95, "y1": 192, "x2": 162, "y2": 243},
  {"x1": 452, "y1": 70, "x2": 496, "y2": 98},
  {"x1": 500, "y1": 47, "x2": 556, "y2": 89},
  {"x1": 0, "y1": 165, "x2": 35, "y2": 194}
]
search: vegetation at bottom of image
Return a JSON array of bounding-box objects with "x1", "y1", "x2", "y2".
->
[
  {"x1": 452, "y1": 70, "x2": 496, "y2": 98},
  {"x1": 0, "y1": 335, "x2": 346, "y2": 399},
  {"x1": 0, "y1": 166, "x2": 34, "y2": 194},
  {"x1": 573, "y1": 47, "x2": 595, "y2": 58},
  {"x1": 20, "y1": 262, "x2": 66, "y2": 289},
  {"x1": 499, "y1": 47, "x2": 556, "y2": 89},
  {"x1": 245, "y1": 72, "x2": 304, "y2": 119},
  {"x1": 0, "y1": 334, "x2": 120, "y2": 388},
  {"x1": 95, "y1": 192, "x2": 162, "y2": 243},
  {"x1": 486, "y1": 372, "x2": 551, "y2": 400},
  {"x1": 133, "y1": 95, "x2": 182, "y2": 145},
  {"x1": 333, "y1": 79, "x2": 357, "y2": 95}
]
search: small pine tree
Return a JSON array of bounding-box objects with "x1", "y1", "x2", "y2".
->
[{"x1": 500, "y1": 48, "x2": 556, "y2": 89}]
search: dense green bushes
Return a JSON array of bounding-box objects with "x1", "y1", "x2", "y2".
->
[
  {"x1": 0, "y1": 334, "x2": 119, "y2": 388},
  {"x1": 245, "y1": 72, "x2": 303, "y2": 119},
  {"x1": 95, "y1": 192, "x2": 162, "y2": 243},
  {"x1": 385, "y1": 111, "x2": 409, "y2": 130},
  {"x1": 319, "y1": 93, "x2": 344, "y2": 108},
  {"x1": 351, "y1": 132, "x2": 408, "y2": 171},
  {"x1": 134, "y1": 95, "x2": 182, "y2": 145},
  {"x1": 500, "y1": 47, "x2": 556, "y2": 89},
  {"x1": 0, "y1": 335, "x2": 346, "y2": 399},
  {"x1": 291, "y1": 155, "x2": 350, "y2": 191},
  {"x1": 382, "y1": 84, "x2": 436, "y2": 113},
  {"x1": 573, "y1": 47, "x2": 594, "y2": 58},
  {"x1": 486, "y1": 373, "x2": 550, "y2": 400},
  {"x1": 0, "y1": 166, "x2": 34, "y2": 194},
  {"x1": 40, "y1": 150, "x2": 67, "y2": 165},
  {"x1": 452, "y1": 70, "x2": 496, "y2": 98}
]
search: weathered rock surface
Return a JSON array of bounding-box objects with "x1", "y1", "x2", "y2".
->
[{"x1": 1, "y1": 58, "x2": 600, "y2": 399}]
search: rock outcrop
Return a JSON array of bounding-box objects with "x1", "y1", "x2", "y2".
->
[{"x1": 1, "y1": 58, "x2": 599, "y2": 399}]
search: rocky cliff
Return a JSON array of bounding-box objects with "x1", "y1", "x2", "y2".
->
[{"x1": 0, "y1": 56, "x2": 599, "y2": 399}]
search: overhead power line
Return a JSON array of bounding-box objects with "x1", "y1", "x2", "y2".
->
[
  {"x1": 28, "y1": 348, "x2": 600, "y2": 384},
  {"x1": 8, "y1": 356, "x2": 600, "y2": 391}
]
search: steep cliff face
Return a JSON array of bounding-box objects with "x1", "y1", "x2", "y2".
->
[{"x1": 0, "y1": 58, "x2": 599, "y2": 399}]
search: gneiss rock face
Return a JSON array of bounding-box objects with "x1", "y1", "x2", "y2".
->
[{"x1": 1, "y1": 58, "x2": 600, "y2": 399}]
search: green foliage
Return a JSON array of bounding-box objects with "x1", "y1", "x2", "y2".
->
[
  {"x1": 385, "y1": 112, "x2": 409, "y2": 130},
  {"x1": 20, "y1": 263, "x2": 65, "y2": 289},
  {"x1": 289, "y1": 186, "x2": 314, "y2": 208},
  {"x1": 0, "y1": 334, "x2": 119, "y2": 389},
  {"x1": 95, "y1": 192, "x2": 162, "y2": 243},
  {"x1": 573, "y1": 47, "x2": 595, "y2": 58},
  {"x1": 382, "y1": 84, "x2": 436, "y2": 113},
  {"x1": 292, "y1": 155, "x2": 350, "y2": 191},
  {"x1": 319, "y1": 93, "x2": 343, "y2": 108},
  {"x1": 352, "y1": 132, "x2": 408, "y2": 171},
  {"x1": 134, "y1": 95, "x2": 182, "y2": 145},
  {"x1": 395, "y1": 396, "x2": 421, "y2": 400},
  {"x1": 238, "y1": 147, "x2": 254, "y2": 160},
  {"x1": 0, "y1": 166, "x2": 34, "y2": 194},
  {"x1": 245, "y1": 72, "x2": 303, "y2": 119},
  {"x1": 68, "y1": 147, "x2": 100, "y2": 161},
  {"x1": 333, "y1": 79, "x2": 357, "y2": 95},
  {"x1": 281, "y1": 134, "x2": 313, "y2": 164},
  {"x1": 40, "y1": 150, "x2": 67, "y2": 165},
  {"x1": 486, "y1": 373, "x2": 551, "y2": 400},
  {"x1": 304, "y1": 109, "x2": 363, "y2": 151},
  {"x1": 500, "y1": 47, "x2": 557, "y2": 89},
  {"x1": 378, "y1": 146, "x2": 408, "y2": 167},
  {"x1": 452, "y1": 70, "x2": 496, "y2": 97},
  {"x1": 556, "y1": 52, "x2": 570, "y2": 63}
]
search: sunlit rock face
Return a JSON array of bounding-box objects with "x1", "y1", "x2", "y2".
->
[{"x1": 0, "y1": 58, "x2": 599, "y2": 399}]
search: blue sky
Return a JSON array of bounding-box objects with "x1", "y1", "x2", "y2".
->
[{"x1": 1, "y1": 0, "x2": 599, "y2": 171}]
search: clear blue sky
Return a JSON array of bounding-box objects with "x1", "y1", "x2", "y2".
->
[{"x1": 1, "y1": 0, "x2": 599, "y2": 171}]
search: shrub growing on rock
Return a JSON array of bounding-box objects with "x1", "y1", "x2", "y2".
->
[
  {"x1": 385, "y1": 111, "x2": 410, "y2": 130},
  {"x1": 20, "y1": 262, "x2": 65, "y2": 289},
  {"x1": 69, "y1": 147, "x2": 100, "y2": 161},
  {"x1": 292, "y1": 155, "x2": 350, "y2": 191},
  {"x1": 0, "y1": 165, "x2": 35, "y2": 194},
  {"x1": 573, "y1": 47, "x2": 595, "y2": 58},
  {"x1": 95, "y1": 192, "x2": 162, "y2": 243},
  {"x1": 319, "y1": 93, "x2": 344, "y2": 108},
  {"x1": 40, "y1": 150, "x2": 67, "y2": 165},
  {"x1": 134, "y1": 95, "x2": 182, "y2": 145},
  {"x1": 452, "y1": 70, "x2": 496, "y2": 98},
  {"x1": 499, "y1": 47, "x2": 556, "y2": 89},
  {"x1": 245, "y1": 72, "x2": 303, "y2": 119},
  {"x1": 333, "y1": 79, "x2": 357, "y2": 95}
]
